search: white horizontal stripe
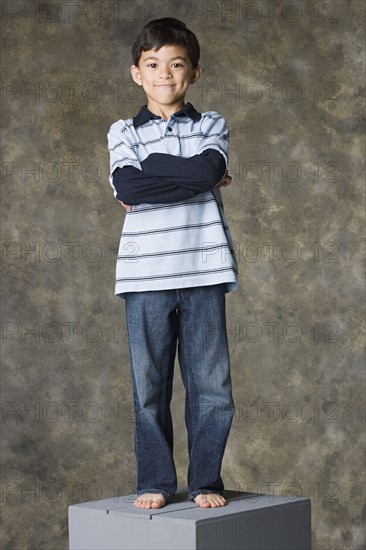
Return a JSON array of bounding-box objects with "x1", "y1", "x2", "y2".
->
[
  {"x1": 117, "y1": 268, "x2": 237, "y2": 283},
  {"x1": 116, "y1": 272, "x2": 238, "y2": 295}
]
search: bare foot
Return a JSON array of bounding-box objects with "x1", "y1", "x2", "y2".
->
[
  {"x1": 193, "y1": 493, "x2": 227, "y2": 508},
  {"x1": 134, "y1": 493, "x2": 167, "y2": 509}
]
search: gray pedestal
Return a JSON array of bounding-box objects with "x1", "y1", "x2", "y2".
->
[{"x1": 68, "y1": 486, "x2": 311, "y2": 550}]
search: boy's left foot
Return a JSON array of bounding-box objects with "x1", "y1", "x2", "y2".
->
[
  {"x1": 134, "y1": 493, "x2": 166, "y2": 508},
  {"x1": 193, "y1": 493, "x2": 227, "y2": 507}
]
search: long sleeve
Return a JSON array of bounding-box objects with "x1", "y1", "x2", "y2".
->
[
  {"x1": 141, "y1": 149, "x2": 226, "y2": 188},
  {"x1": 113, "y1": 149, "x2": 226, "y2": 204},
  {"x1": 112, "y1": 165, "x2": 197, "y2": 204}
]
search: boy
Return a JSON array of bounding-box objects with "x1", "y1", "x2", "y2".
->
[{"x1": 107, "y1": 18, "x2": 238, "y2": 509}]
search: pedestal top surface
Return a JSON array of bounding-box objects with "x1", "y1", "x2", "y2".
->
[{"x1": 69, "y1": 486, "x2": 311, "y2": 522}]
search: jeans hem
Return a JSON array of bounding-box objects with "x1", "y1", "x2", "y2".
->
[{"x1": 135, "y1": 488, "x2": 173, "y2": 499}]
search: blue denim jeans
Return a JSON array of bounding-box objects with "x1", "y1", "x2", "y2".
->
[{"x1": 124, "y1": 283, "x2": 235, "y2": 502}]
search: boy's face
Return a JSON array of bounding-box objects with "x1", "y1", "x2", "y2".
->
[{"x1": 131, "y1": 44, "x2": 201, "y2": 115}]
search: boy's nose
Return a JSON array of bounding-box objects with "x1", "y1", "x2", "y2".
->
[{"x1": 158, "y1": 67, "x2": 173, "y2": 78}]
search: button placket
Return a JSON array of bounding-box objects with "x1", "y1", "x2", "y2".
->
[{"x1": 167, "y1": 117, "x2": 174, "y2": 134}]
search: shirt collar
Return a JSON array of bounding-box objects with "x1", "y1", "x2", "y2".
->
[{"x1": 132, "y1": 101, "x2": 201, "y2": 127}]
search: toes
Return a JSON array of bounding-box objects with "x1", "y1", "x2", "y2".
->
[
  {"x1": 134, "y1": 494, "x2": 165, "y2": 509},
  {"x1": 194, "y1": 493, "x2": 227, "y2": 507},
  {"x1": 134, "y1": 498, "x2": 149, "y2": 508}
]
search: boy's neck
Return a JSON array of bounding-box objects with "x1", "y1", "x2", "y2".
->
[{"x1": 146, "y1": 100, "x2": 186, "y2": 121}]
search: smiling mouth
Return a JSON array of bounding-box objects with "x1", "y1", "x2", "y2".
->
[{"x1": 156, "y1": 84, "x2": 175, "y2": 87}]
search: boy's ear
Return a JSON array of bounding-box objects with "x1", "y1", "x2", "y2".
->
[
  {"x1": 190, "y1": 64, "x2": 202, "y2": 84},
  {"x1": 131, "y1": 65, "x2": 142, "y2": 86}
]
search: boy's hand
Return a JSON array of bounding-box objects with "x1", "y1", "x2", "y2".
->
[
  {"x1": 215, "y1": 170, "x2": 232, "y2": 189},
  {"x1": 118, "y1": 200, "x2": 132, "y2": 211}
]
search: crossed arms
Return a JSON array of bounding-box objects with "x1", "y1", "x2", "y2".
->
[{"x1": 112, "y1": 149, "x2": 229, "y2": 207}]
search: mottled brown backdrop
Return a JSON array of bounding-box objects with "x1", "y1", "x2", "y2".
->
[{"x1": 1, "y1": 0, "x2": 365, "y2": 548}]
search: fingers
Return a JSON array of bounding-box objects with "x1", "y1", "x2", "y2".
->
[
  {"x1": 215, "y1": 175, "x2": 232, "y2": 188},
  {"x1": 118, "y1": 200, "x2": 132, "y2": 211}
]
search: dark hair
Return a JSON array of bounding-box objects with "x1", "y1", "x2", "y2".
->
[{"x1": 131, "y1": 18, "x2": 200, "y2": 69}]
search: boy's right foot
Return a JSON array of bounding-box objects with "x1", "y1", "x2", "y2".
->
[{"x1": 134, "y1": 493, "x2": 167, "y2": 508}]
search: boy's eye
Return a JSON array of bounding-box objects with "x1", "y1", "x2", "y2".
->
[{"x1": 146, "y1": 63, "x2": 183, "y2": 68}]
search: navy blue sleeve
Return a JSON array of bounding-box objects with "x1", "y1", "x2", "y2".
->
[
  {"x1": 112, "y1": 149, "x2": 226, "y2": 205},
  {"x1": 141, "y1": 149, "x2": 227, "y2": 187},
  {"x1": 112, "y1": 166, "x2": 197, "y2": 204}
]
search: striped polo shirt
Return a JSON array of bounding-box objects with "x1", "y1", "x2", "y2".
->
[{"x1": 107, "y1": 102, "x2": 238, "y2": 299}]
